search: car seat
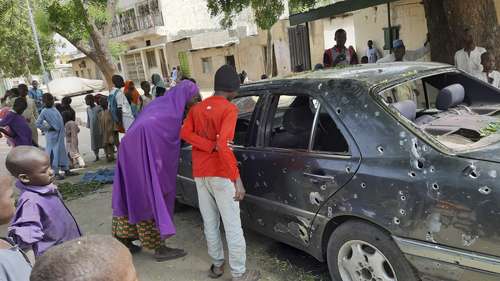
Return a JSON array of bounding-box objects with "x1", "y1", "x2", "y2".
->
[
  {"x1": 415, "y1": 83, "x2": 466, "y2": 125},
  {"x1": 271, "y1": 96, "x2": 314, "y2": 149},
  {"x1": 391, "y1": 100, "x2": 417, "y2": 121}
]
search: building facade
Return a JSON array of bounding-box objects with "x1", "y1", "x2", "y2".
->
[
  {"x1": 67, "y1": 54, "x2": 104, "y2": 80},
  {"x1": 111, "y1": 0, "x2": 257, "y2": 85}
]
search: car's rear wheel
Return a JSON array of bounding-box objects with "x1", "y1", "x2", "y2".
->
[{"x1": 327, "y1": 220, "x2": 419, "y2": 281}]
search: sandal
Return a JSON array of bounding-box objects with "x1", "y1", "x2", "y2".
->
[
  {"x1": 154, "y1": 245, "x2": 187, "y2": 262},
  {"x1": 209, "y1": 263, "x2": 225, "y2": 279}
]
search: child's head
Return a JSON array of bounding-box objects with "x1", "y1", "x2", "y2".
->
[
  {"x1": 61, "y1": 97, "x2": 72, "y2": 106},
  {"x1": 17, "y1": 84, "x2": 28, "y2": 98},
  {"x1": 85, "y1": 94, "x2": 95, "y2": 106},
  {"x1": 361, "y1": 56, "x2": 369, "y2": 64},
  {"x1": 12, "y1": 97, "x2": 28, "y2": 115},
  {"x1": 481, "y1": 52, "x2": 495, "y2": 73},
  {"x1": 0, "y1": 176, "x2": 15, "y2": 225},
  {"x1": 42, "y1": 93, "x2": 55, "y2": 108},
  {"x1": 6, "y1": 146, "x2": 54, "y2": 186},
  {"x1": 30, "y1": 235, "x2": 138, "y2": 281},
  {"x1": 140, "y1": 81, "x2": 150, "y2": 95},
  {"x1": 99, "y1": 96, "x2": 108, "y2": 110},
  {"x1": 61, "y1": 110, "x2": 73, "y2": 125}
]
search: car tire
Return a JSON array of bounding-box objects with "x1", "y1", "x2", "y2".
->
[{"x1": 327, "y1": 220, "x2": 419, "y2": 281}]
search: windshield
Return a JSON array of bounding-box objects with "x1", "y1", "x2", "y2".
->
[{"x1": 377, "y1": 70, "x2": 500, "y2": 152}]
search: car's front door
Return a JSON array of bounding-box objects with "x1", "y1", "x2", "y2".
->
[
  {"x1": 241, "y1": 87, "x2": 361, "y2": 250},
  {"x1": 177, "y1": 93, "x2": 266, "y2": 207}
]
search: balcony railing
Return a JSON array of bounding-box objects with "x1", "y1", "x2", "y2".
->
[{"x1": 111, "y1": 12, "x2": 164, "y2": 38}]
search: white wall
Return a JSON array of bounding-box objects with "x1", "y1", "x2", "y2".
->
[
  {"x1": 353, "y1": 0, "x2": 428, "y2": 58},
  {"x1": 322, "y1": 15, "x2": 357, "y2": 50}
]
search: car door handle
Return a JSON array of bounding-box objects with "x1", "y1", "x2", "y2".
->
[{"x1": 303, "y1": 172, "x2": 335, "y2": 182}]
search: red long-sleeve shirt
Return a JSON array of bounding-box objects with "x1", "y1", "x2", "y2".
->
[{"x1": 180, "y1": 96, "x2": 240, "y2": 181}]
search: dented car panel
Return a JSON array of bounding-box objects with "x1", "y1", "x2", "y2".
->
[{"x1": 177, "y1": 62, "x2": 500, "y2": 281}]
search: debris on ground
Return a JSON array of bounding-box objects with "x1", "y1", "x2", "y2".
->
[{"x1": 80, "y1": 168, "x2": 115, "y2": 184}]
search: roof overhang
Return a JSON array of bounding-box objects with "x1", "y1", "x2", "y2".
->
[
  {"x1": 126, "y1": 43, "x2": 166, "y2": 55},
  {"x1": 289, "y1": 0, "x2": 399, "y2": 26}
]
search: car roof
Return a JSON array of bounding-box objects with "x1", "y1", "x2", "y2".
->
[{"x1": 244, "y1": 62, "x2": 453, "y2": 88}]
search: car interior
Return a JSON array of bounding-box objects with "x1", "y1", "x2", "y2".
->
[
  {"x1": 268, "y1": 95, "x2": 349, "y2": 153},
  {"x1": 379, "y1": 71, "x2": 500, "y2": 150}
]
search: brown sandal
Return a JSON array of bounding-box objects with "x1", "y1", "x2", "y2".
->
[{"x1": 209, "y1": 263, "x2": 225, "y2": 279}]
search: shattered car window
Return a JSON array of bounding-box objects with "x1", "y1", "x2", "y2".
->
[
  {"x1": 378, "y1": 72, "x2": 500, "y2": 151},
  {"x1": 233, "y1": 96, "x2": 259, "y2": 114}
]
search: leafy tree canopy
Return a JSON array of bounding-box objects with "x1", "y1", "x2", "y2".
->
[
  {"x1": 207, "y1": 0, "x2": 316, "y2": 29},
  {"x1": 0, "y1": 0, "x2": 55, "y2": 77}
]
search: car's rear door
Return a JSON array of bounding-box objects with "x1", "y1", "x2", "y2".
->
[{"x1": 241, "y1": 84, "x2": 361, "y2": 249}]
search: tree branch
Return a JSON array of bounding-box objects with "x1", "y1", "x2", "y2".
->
[
  {"x1": 74, "y1": 40, "x2": 94, "y2": 57},
  {"x1": 103, "y1": 0, "x2": 119, "y2": 38}
]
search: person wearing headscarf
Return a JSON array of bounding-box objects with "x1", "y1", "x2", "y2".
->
[
  {"x1": 112, "y1": 80, "x2": 202, "y2": 261},
  {"x1": 17, "y1": 84, "x2": 38, "y2": 145},
  {"x1": 124, "y1": 81, "x2": 142, "y2": 117},
  {"x1": 151, "y1": 74, "x2": 166, "y2": 98}
]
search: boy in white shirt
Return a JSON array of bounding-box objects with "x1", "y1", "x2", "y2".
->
[
  {"x1": 454, "y1": 28, "x2": 486, "y2": 76},
  {"x1": 477, "y1": 52, "x2": 500, "y2": 89}
]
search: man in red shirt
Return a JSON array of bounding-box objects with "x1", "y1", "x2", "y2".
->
[
  {"x1": 181, "y1": 65, "x2": 260, "y2": 281},
  {"x1": 323, "y1": 28, "x2": 358, "y2": 67}
]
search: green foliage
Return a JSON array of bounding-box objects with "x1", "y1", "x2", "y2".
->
[
  {"x1": 251, "y1": 0, "x2": 283, "y2": 30},
  {"x1": 58, "y1": 181, "x2": 107, "y2": 201},
  {"x1": 39, "y1": 0, "x2": 90, "y2": 44},
  {"x1": 207, "y1": 0, "x2": 318, "y2": 30},
  {"x1": 289, "y1": 0, "x2": 328, "y2": 15},
  {"x1": 108, "y1": 41, "x2": 127, "y2": 62},
  {"x1": 0, "y1": 0, "x2": 55, "y2": 77}
]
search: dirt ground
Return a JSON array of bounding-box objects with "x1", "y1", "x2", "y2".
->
[
  {"x1": 0, "y1": 168, "x2": 331, "y2": 281},
  {"x1": 0, "y1": 93, "x2": 331, "y2": 280}
]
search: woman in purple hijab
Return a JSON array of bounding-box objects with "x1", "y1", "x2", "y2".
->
[{"x1": 112, "y1": 80, "x2": 201, "y2": 261}]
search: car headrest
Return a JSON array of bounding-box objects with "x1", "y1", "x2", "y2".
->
[
  {"x1": 436, "y1": 84, "x2": 465, "y2": 110},
  {"x1": 391, "y1": 100, "x2": 417, "y2": 121}
]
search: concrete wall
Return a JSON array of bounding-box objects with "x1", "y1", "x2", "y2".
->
[
  {"x1": 309, "y1": 19, "x2": 326, "y2": 67},
  {"x1": 70, "y1": 58, "x2": 102, "y2": 80},
  {"x1": 165, "y1": 38, "x2": 193, "y2": 71},
  {"x1": 190, "y1": 46, "x2": 237, "y2": 89},
  {"x1": 236, "y1": 20, "x2": 292, "y2": 81},
  {"x1": 353, "y1": 0, "x2": 428, "y2": 57},
  {"x1": 318, "y1": 0, "x2": 428, "y2": 61},
  {"x1": 323, "y1": 14, "x2": 356, "y2": 50}
]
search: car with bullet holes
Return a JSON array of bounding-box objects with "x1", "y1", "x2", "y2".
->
[{"x1": 177, "y1": 62, "x2": 500, "y2": 281}]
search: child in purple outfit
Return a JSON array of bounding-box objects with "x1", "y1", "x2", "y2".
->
[{"x1": 6, "y1": 146, "x2": 81, "y2": 261}]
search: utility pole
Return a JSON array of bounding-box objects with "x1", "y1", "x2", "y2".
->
[{"x1": 26, "y1": 0, "x2": 50, "y2": 85}]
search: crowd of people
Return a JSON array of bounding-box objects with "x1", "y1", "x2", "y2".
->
[
  {"x1": 322, "y1": 27, "x2": 500, "y2": 89},
  {"x1": 0, "y1": 65, "x2": 260, "y2": 281},
  {"x1": 2, "y1": 26, "x2": 500, "y2": 281}
]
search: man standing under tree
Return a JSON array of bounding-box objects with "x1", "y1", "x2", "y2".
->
[
  {"x1": 455, "y1": 28, "x2": 486, "y2": 77},
  {"x1": 181, "y1": 65, "x2": 260, "y2": 281},
  {"x1": 28, "y1": 81, "x2": 43, "y2": 114}
]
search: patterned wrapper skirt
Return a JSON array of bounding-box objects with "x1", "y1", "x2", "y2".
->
[{"x1": 112, "y1": 216, "x2": 162, "y2": 250}]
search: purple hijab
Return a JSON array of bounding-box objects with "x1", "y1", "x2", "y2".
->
[{"x1": 112, "y1": 80, "x2": 198, "y2": 238}]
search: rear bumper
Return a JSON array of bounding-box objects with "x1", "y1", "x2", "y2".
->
[{"x1": 394, "y1": 236, "x2": 500, "y2": 281}]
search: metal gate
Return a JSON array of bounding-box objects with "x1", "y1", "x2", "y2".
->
[
  {"x1": 125, "y1": 53, "x2": 145, "y2": 83},
  {"x1": 288, "y1": 24, "x2": 311, "y2": 71}
]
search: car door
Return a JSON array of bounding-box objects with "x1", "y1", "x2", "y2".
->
[
  {"x1": 240, "y1": 85, "x2": 361, "y2": 250},
  {"x1": 176, "y1": 93, "x2": 266, "y2": 207}
]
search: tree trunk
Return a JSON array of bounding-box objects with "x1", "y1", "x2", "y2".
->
[
  {"x1": 266, "y1": 29, "x2": 273, "y2": 77},
  {"x1": 423, "y1": 0, "x2": 499, "y2": 66},
  {"x1": 88, "y1": 24, "x2": 117, "y2": 89}
]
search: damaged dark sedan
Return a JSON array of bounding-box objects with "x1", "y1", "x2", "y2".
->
[{"x1": 177, "y1": 62, "x2": 500, "y2": 281}]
